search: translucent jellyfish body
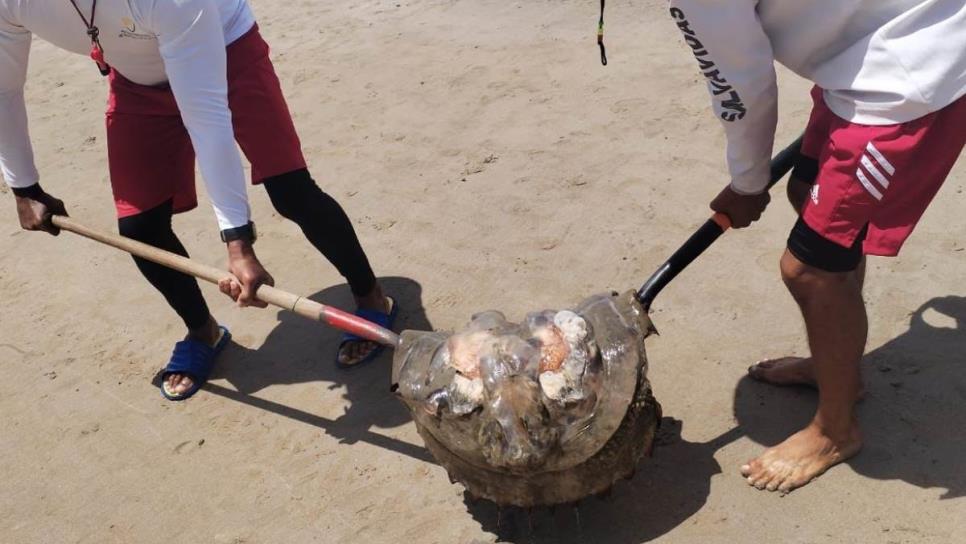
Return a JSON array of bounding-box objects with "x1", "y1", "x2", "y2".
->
[{"x1": 392, "y1": 291, "x2": 660, "y2": 506}]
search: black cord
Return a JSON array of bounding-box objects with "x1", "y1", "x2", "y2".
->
[
  {"x1": 598, "y1": 0, "x2": 607, "y2": 65},
  {"x1": 68, "y1": 0, "x2": 110, "y2": 76}
]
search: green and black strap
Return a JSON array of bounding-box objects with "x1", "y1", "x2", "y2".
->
[{"x1": 597, "y1": 0, "x2": 607, "y2": 65}]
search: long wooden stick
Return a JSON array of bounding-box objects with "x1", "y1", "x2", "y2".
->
[{"x1": 51, "y1": 215, "x2": 400, "y2": 347}]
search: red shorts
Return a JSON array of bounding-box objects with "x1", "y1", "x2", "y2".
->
[
  {"x1": 105, "y1": 25, "x2": 307, "y2": 219},
  {"x1": 799, "y1": 86, "x2": 966, "y2": 256}
]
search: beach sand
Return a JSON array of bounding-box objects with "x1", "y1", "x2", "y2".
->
[{"x1": 2, "y1": 1, "x2": 964, "y2": 542}]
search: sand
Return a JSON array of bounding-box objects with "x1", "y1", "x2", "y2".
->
[{"x1": 2, "y1": 1, "x2": 964, "y2": 542}]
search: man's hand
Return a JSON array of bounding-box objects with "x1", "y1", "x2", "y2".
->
[
  {"x1": 15, "y1": 189, "x2": 68, "y2": 236},
  {"x1": 710, "y1": 184, "x2": 771, "y2": 229},
  {"x1": 219, "y1": 240, "x2": 275, "y2": 308}
]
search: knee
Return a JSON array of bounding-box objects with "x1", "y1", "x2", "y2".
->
[
  {"x1": 264, "y1": 168, "x2": 319, "y2": 220},
  {"x1": 780, "y1": 250, "x2": 850, "y2": 302},
  {"x1": 780, "y1": 250, "x2": 811, "y2": 288}
]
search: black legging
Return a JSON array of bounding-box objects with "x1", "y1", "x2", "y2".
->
[
  {"x1": 118, "y1": 168, "x2": 377, "y2": 330},
  {"x1": 119, "y1": 200, "x2": 211, "y2": 330}
]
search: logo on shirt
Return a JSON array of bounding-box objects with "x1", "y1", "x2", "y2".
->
[
  {"x1": 669, "y1": 7, "x2": 747, "y2": 123},
  {"x1": 118, "y1": 17, "x2": 153, "y2": 40},
  {"x1": 810, "y1": 184, "x2": 820, "y2": 205}
]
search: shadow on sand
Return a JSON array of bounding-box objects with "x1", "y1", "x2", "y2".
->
[
  {"x1": 185, "y1": 286, "x2": 964, "y2": 542},
  {"x1": 468, "y1": 295, "x2": 966, "y2": 542},
  {"x1": 466, "y1": 418, "x2": 736, "y2": 544},
  {"x1": 734, "y1": 295, "x2": 966, "y2": 500},
  {"x1": 201, "y1": 276, "x2": 435, "y2": 464}
]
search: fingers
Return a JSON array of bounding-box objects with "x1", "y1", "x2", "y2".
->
[
  {"x1": 18, "y1": 206, "x2": 46, "y2": 232},
  {"x1": 246, "y1": 272, "x2": 274, "y2": 309},
  {"x1": 16, "y1": 196, "x2": 66, "y2": 236},
  {"x1": 40, "y1": 213, "x2": 61, "y2": 236},
  {"x1": 218, "y1": 277, "x2": 243, "y2": 304},
  {"x1": 238, "y1": 275, "x2": 257, "y2": 307},
  {"x1": 218, "y1": 276, "x2": 243, "y2": 304},
  {"x1": 45, "y1": 202, "x2": 67, "y2": 236},
  {"x1": 48, "y1": 197, "x2": 68, "y2": 216},
  {"x1": 236, "y1": 271, "x2": 271, "y2": 308},
  {"x1": 224, "y1": 247, "x2": 272, "y2": 309},
  {"x1": 39, "y1": 195, "x2": 66, "y2": 236},
  {"x1": 218, "y1": 277, "x2": 232, "y2": 297}
]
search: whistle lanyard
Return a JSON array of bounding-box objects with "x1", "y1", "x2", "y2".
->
[
  {"x1": 597, "y1": 0, "x2": 607, "y2": 65},
  {"x1": 68, "y1": 0, "x2": 111, "y2": 76}
]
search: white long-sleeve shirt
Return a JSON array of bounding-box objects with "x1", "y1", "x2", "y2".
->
[
  {"x1": 669, "y1": 0, "x2": 966, "y2": 194},
  {"x1": 0, "y1": 0, "x2": 256, "y2": 230}
]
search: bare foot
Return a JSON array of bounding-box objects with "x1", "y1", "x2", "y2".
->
[
  {"x1": 164, "y1": 317, "x2": 222, "y2": 397},
  {"x1": 338, "y1": 286, "x2": 393, "y2": 367},
  {"x1": 740, "y1": 420, "x2": 862, "y2": 494},
  {"x1": 748, "y1": 356, "x2": 816, "y2": 387}
]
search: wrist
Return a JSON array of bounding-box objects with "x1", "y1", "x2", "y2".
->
[
  {"x1": 728, "y1": 182, "x2": 767, "y2": 197},
  {"x1": 220, "y1": 221, "x2": 257, "y2": 244},
  {"x1": 226, "y1": 238, "x2": 257, "y2": 259},
  {"x1": 11, "y1": 183, "x2": 45, "y2": 199}
]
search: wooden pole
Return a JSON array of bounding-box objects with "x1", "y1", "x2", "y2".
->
[{"x1": 51, "y1": 215, "x2": 400, "y2": 347}]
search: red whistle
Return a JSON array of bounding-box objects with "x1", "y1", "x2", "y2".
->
[
  {"x1": 90, "y1": 43, "x2": 104, "y2": 63},
  {"x1": 90, "y1": 43, "x2": 110, "y2": 76}
]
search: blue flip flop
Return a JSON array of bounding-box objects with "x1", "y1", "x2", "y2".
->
[
  {"x1": 160, "y1": 326, "x2": 232, "y2": 401},
  {"x1": 337, "y1": 297, "x2": 398, "y2": 369}
]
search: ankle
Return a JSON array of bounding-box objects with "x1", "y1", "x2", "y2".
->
[
  {"x1": 811, "y1": 415, "x2": 859, "y2": 443},
  {"x1": 355, "y1": 284, "x2": 387, "y2": 310},
  {"x1": 187, "y1": 317, "x2": 220, "y2": 346}
]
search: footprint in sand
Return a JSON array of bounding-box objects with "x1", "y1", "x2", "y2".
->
[{"x1": 173, "y1": 438, "x2": 206, "y2": 454}]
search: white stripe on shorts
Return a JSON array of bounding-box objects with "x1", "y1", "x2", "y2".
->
[
  {"x1": 860, "y1": 155, "x2": 891, "y2": 189},
  {"x1": 865, "y1": 142, "x2": 896, "y2": 176},
  {"x1": 856, "y1": 168, "x2": 884, "y2": 200}
]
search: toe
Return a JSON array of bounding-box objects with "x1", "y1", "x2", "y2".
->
[
  {"x1": 747, "y1": 361, "x2": 774, "y2": 380},
  {"x1": 338, "y1": 342, "x2": 360, "y2": 365},
  {"x1": 778, "y1": 477, "x2": 800, "y2": 495},
  {"x1": 742, "y1": 462, "x2": 766, "y2": 487},
  {"x1": 741, "y1": 453, "x2": 770, "y2": 477},
  {"x1": 164, "y1": 374, "x2": 182, "y2": 394},
  {"x1": 751, "y1": 472, "x2": 773, "y2": 490},
  {"x1": 175, "y1": 375, "x2": 193, "y2": 394},
  {"x1": 339, "y1": 341, "x2": 378, "y2": 366},
  {"x1": 751, "y1": 359, "x2": 777, "y2": 372}
]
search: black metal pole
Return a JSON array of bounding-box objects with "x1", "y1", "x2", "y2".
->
[{"x1": 636, "y1": 135, "x2": 804, "y2": 311}]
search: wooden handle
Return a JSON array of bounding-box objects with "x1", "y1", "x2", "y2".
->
[{"x1": 50, "y1": 215, "x2": 400, "y2": 347}]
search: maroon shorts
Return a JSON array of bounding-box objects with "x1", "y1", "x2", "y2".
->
[
  {"x1": 799, "y1": 86, "x2": 966, "y2": 256},
  {"x1": 106, "y1": 24, "x2": 307, "y2": 219}
]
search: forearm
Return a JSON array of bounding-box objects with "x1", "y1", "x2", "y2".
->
[
  {"x1": 153, "y1": 0, "x2": 251, "y2": 231},
  {"x1": 670, "y1": 0, "x2": 778, "y2": 194},
  {"x1": 0, "y1": 89, "x2": 39, "y2": 188}
]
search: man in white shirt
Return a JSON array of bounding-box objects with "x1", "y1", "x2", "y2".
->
[
  {"x1": 2, "y1": 0, "x2": 396, "y2": 401},
  {"x1": 670, "y1": 0, "x2": 965, "y2": 492}
]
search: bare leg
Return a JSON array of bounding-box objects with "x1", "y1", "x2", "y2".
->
[
  {"x1": 750, "y1": 256, "x2": 866, "y2": 391},
  {"x1": 750, "y1": 177, "x2": 865, "y2": 389},
  {"x1": 741, "y1": 250, "x2": 865, "y2": 493}
]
